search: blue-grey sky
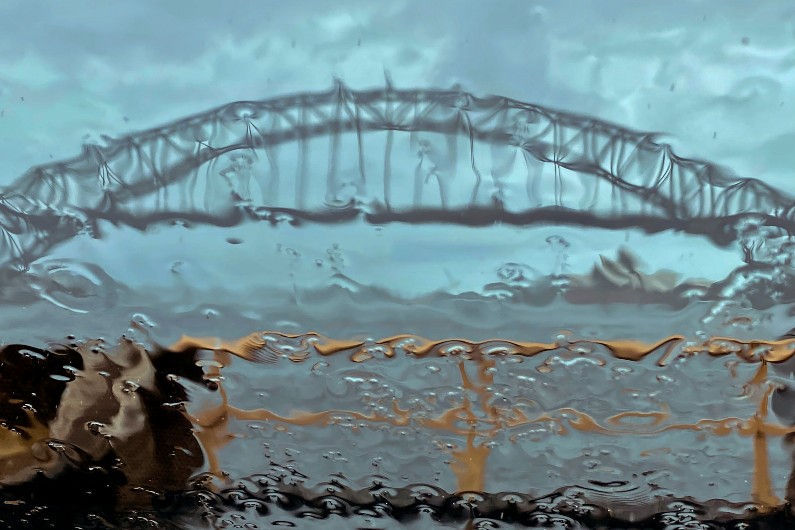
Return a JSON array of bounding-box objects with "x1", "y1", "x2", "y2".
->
[{"x1": 0, "y1": 0, "x2": 793, "y2": 188}]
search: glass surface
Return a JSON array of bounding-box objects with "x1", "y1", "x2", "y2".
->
[{"x1": 1, "y1": 2, "x2": 795, "y2": 528}]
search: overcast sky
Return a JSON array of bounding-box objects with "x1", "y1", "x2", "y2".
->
[{"x1": 0, "y1": 0, "x2": 794, "y2": 188}]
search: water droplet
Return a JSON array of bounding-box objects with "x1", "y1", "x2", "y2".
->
[
  {"x1": 131, "y1": 312, "x2": 156, "y2": 328},
  {"x1": 122, "y1": 380, "x2": 140, "y2": 392},
  {"x1": 202, "y1": 308, "x2": 220, "y2": 319},
  {"x1": 85, "y1": 421, "x2": 105, "y2": 435},
  {"x1": 18, "y1": 349, "x2": 45, "y2": 360}
]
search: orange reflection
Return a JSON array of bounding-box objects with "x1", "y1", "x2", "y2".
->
[
  {"x1": 172, "y1": 331, "x2": 795, "y2": 508},
  {"x1": 749, "y1": 363, "x2": 781, "y2": 509}
]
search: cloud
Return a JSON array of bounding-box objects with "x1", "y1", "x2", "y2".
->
[{"x1": 0, "y1": 0, "x2": 793, "y2": 189}]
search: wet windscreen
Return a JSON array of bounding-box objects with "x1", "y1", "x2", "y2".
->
[{"x1": 1, "y1": 2, "x2": 795, "y2": 529}]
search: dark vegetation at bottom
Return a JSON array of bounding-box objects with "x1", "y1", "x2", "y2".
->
[{"x1": 3, "y1": 475, "x2": 793, "y2": 530}]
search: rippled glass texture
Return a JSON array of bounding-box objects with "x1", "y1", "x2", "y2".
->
[{"x1": 2, "y1": 3, "x2": 795, "y2": 529}]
